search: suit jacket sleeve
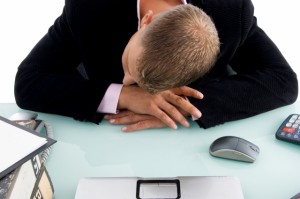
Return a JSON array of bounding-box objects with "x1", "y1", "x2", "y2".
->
[
  {"x1": 14, "y1": 5, "x2": 109, "y2": 123},
  {"x1": 189, "y1": 0, "x2": 298, "y2": 128}
]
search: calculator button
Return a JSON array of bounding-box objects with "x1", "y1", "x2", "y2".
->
[
  {"x1": 289, "y1": 118, "x2": 296, "y2": 123},
  {"x1": 295, "y1": 120, "x2": 300, "y2": 124},
  {"x1": 292, "y1": 115, "x2": 298, "y2": 119},
  {"x1": 292, "y1": 124, "x2": 299, "y2": 128},
  {"x1": 286, "y1": 123, "x2": 293, "y2": 127},
  {"x1": 294, "y1": 135, "x2": 299, "y2": 139},
  {"x1": 283, "y1": 127, "x2": 296, "y2": 133}
]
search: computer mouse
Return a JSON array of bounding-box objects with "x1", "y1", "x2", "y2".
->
[
  {"x1": 9, "y1": 112, "x2": 38, "y2": 121},
  {"x1": 209, "y1": 136, "x2": 260, "y2": 163}
]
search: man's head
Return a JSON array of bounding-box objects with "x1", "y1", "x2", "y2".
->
[{"x1": 122, "y1": 4, "x2": 220, "y2": 93}]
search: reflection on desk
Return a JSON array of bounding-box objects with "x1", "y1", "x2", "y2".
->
[{"x1": 1, "y1": 102, "x2": 300, "y2": 199}]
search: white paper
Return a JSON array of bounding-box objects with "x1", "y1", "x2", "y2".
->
[{"x1": 0, "y1": 120, "x2": 47, "y2": 173}]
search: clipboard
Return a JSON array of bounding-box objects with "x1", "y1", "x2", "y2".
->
[
  {"x1": 0, "y1": 115, "x2": 56, "y2": 179},
  {"x1": 75, "y1": 176, "x2": 244, "y2": 199}
]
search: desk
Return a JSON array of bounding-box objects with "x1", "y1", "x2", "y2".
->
[{"x1": 1, "y1": 102, "x2": 300, "y2": 199}]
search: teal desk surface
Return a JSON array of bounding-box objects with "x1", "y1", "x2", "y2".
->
[{"x1": 1, "y1": 102, "x2": 300, "y2": 199}]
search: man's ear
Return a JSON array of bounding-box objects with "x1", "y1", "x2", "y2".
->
[{"x1": 140, "y1": 10, "x2": 154, "y2": 28}]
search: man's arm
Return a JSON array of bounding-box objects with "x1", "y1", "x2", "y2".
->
[
  {"x1": 189, "y1": 16, "x2": 298, "y2": 128},
  {"x1": 110, "y1": 85, "x2": 203, "y2": 130},
  {"x1": 14, "y1": 7, "x2": 110, "y2": 122}
]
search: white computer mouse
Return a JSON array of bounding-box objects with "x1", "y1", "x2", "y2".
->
[{"x1": 209, "y1": 136, "x2": 260, "y2": 163}]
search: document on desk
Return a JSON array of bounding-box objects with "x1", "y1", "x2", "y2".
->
[
  {"x1": 0, "y1": 116, "x2": 56, "y2": 179},
  {"x1": 75, "y1": 176, "x2": 244, "y2": 199}
]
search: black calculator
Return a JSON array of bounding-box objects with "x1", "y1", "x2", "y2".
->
[{"x1": 275, "y1": 114, "x2": 300, "y2": 145}]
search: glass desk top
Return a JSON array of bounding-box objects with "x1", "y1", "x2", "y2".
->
[{"x1": 1, "y1": 102, "x2": 300, "y2": 199}]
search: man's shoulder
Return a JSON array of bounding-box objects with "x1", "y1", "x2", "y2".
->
[
  {"x1": 65, "y1": 0, "x2": 135, "y2": 11},
  {"x1": 64, "y1": 0, "x2": 136, "y2": 21},
  {"x1": 192, "y1": 0, "x2": 255, "y2": 47},
  {"x1": 193, "y1": 0, "x2": 254, "y2": 13},
  {"x1": 202, "y1": 0, "x2": 252, "y2": 7},
  {"x1": 193, "y1": 0, "x2": 254, "y2": 28}
]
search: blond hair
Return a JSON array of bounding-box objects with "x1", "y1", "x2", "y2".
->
[{"x1": 137, "y1": 4, "x2": 220, "y2": 93}]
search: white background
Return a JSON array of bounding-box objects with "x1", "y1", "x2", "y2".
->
[{"x1": 0, "y1": 0, "x2": 299, "y2": 103}]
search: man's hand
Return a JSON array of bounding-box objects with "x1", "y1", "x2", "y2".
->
[
  {"x1": 104, "y1": 110, "x2": 166, "y2": 132},
  {"x1": 116, "y1": 85, "x2": 203, "y2": 130}
]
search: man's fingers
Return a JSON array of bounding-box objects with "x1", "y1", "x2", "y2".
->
[
  {"x1": 171, "y1": 86, "x2": 203, "y2": 99},
  {"x1": 104, "y1": 111, "x2": 132, "y2": 120},
  {"x1": 150, "y1": 106, "x2": 178, "y2": 130},
  {"x1": 122, "y1": 119, "x2": 166, "y2": 132},
  {"x1": 106, "y1": 110, "x2": 178, "y2": 130},
  {"x1": 164, "y1": 93, "x2": 202, "y2": 120},
  {"x1": 108, "y1": 113, "x2": 152, "y2": 125},
  {"x1": 158, "y1": 100, "x2": 190, "y2": 128}
]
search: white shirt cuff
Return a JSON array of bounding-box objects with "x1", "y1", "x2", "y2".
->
[{"x1": 97, "y1": 84, "x2": 123, "y2": 114}]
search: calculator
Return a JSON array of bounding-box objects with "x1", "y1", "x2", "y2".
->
[{"x1": 275, "y1": 114, "x2": 300, "y2": 145}]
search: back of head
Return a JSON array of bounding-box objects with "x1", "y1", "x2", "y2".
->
[{"x1": 137, "y1": 4, "x2": 220, "y2": 94}]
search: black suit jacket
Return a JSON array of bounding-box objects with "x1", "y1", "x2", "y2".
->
[{"x1": 15, "y1": 0, "x2": 298, "y2": 128}]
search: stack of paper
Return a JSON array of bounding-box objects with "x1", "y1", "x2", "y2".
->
[{"x1": 0, "y1": 116, "x2": 56, "y2": 179}]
